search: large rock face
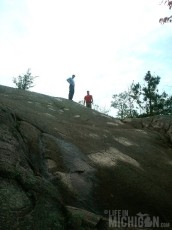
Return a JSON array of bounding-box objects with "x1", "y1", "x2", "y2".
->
[{"x1": 0, "y1": 85, "x2": 172, "y2": 229}]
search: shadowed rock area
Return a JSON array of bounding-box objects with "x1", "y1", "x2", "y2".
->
[{"x1": 0, "y1": 85, "x2": 172, "y2": 229}]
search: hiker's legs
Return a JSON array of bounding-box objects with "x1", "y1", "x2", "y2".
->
[
  {"x1": 86, "y1": 103, "x2": 92, "y2": 108},
  {"x1": 69, "y1": 91, "x2": 74, "y2": 100},
  {"x1": 69, "y1": 85, "x2": 74, "y2": 100}
]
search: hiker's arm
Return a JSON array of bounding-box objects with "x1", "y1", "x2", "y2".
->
[{"x1": 67, "y1": 78, "x2": 71, "y2": 83}]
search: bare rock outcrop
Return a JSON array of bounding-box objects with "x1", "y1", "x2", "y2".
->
[{"x1": 0, "y1": 85, "x2": 172, "y2": 229}]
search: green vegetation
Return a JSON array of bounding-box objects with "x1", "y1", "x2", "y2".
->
[
  {"x1": 111, "y1": 71, "x2": 172, "y2": 119},
  {"x1": 13, "y1": 69, "x2": 38, "y2": 90}
]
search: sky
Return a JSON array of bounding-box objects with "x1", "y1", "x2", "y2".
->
[{"x1": 0, "y1": 0, "x2": 172, "y2": 116}]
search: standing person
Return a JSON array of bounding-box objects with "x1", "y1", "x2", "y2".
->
[
  {"x1": 84, "y1": 91, "x2": 93, "y2": 108},
  {"x1": 67, "y1": 75, "x2": 75, "y2": 100}
]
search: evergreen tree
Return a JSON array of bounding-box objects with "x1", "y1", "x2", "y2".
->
[
  {"x1": 111, "y1": 71, "x2": 172, "y2": 118},
  {"x1": 132, "y1": 71, "x2": 170, "y2": 116},
  {"x1": 142, "y1": 71, "x2": 161, "y2": 116}
]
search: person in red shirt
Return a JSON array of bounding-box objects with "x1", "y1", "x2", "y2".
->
[{"x1": 84, "y1": 91, "x2": 93, "y2": 108}]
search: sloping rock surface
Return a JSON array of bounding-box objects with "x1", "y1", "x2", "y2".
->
[{"x1": 0, "y1": 85, "x2": 172, "y2": 229}]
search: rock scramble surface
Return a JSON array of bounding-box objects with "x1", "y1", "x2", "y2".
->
[{"x1": 0, "y1": 85, "x2": 172, "y2": 229}]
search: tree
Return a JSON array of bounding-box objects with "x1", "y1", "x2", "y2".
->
[
  {"x1": 161, "y1": 94, "x2": 172, "y2": 114},
  {"x1": 131, "y1": 71, "x2": 170, "y2": 116},
  {"x1": 13, "y1": 69, "x2": 38, "y2": 90},
  {"x1": 111, "y1": 71, "x2": 172, "y2": 118},
  {"x1": 159, "y1": 0, "x2": 172, "y2": 24},
  {"x1": 142, "y1": 71, "x2": 161, "y2": 115},
  {"x1": 111, "y1": 87, "x2": 139, "y2": 119}
]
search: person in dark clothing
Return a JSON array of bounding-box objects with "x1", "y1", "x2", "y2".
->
[
  {"x1": 84, "y1": 91, "x2": 93, "y2": 108},
  {"x1": 67, "y1": 75, "x2": 75, "y2": 100}
]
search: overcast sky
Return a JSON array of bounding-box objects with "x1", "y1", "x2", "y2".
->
[{"x1": 0, "y1": 0, "x2": 171, "y2": 115}]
